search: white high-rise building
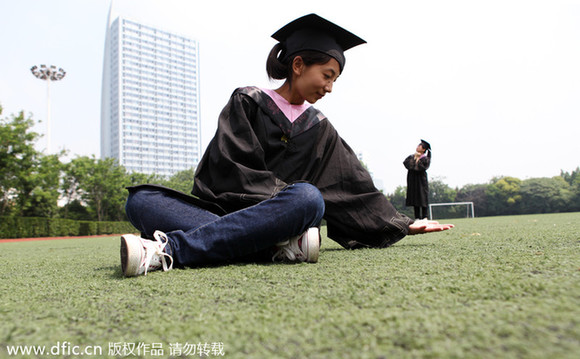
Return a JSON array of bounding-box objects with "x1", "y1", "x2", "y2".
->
[{"x1": 100, "y1": 12, "x2": 201, "y2": 176}]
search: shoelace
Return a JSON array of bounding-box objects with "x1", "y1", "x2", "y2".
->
[
  {"x1": 142, "y1": 231, "x2": 174, "y2": 275},
  {"x1": 272, "y1": 237, "x2": 305, "y2": 262}
]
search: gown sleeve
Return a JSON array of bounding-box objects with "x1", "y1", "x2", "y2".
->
[
  {"x1": 312, "y1": 121, "x2": 414, "y2": 249},
  {"x1": 417, "y1": 155, "x2": 431, "y2": 171},
  {"x1": 403, "y1": 155, "x2": 414, "y2": 170},
  {"x1": 192, "y1": 90, "x2": 287, "y2": 213},
  {"x1": 403, "y1": 154, "x2": 430, "y2": 171}
]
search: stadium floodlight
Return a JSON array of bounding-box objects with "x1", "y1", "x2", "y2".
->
[{"x1": 30, "y1": 64, "x2": 66, "y2": 152}]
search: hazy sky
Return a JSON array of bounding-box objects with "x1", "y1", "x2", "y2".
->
[{"x1": 1, "y1": 0, "x2": 579, "y2": 193}]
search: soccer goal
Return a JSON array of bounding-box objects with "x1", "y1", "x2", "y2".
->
[{"x1": 429, "y1": 202, "x2": 475, "y2": 219}]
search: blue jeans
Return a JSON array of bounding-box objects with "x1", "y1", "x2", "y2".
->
[{"x1": 125, "y1": 183, "x2": 325, "y2": 266}]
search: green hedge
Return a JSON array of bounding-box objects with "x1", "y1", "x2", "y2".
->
[{"x1": 0, "y1": 216, "x2": 136, "y2": 239}]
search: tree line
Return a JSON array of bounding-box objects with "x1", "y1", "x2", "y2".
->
[
  {"x1": 2, "y1": 106, "x2": 578, "y2": 221},
  {"x1": 1, "y1": 106, "x2": 194, "y2": 222},
  {"x1": 387, "y1": 171, "x2": 580, "y2": 219}
]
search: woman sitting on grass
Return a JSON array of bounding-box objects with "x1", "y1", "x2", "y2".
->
[{"x1": 120, "y1": 14, "x2": 454, "y2": 277}]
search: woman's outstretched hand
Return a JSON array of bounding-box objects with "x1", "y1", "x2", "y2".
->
[{"x1": 408, "y1": 219, "x2": 454, "y2": 235}]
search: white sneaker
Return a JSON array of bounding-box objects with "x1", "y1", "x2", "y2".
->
[
  {"x1": 272, "y1": 227, "x2": 320, "y2": 263},
  {"x1": 120, "y1": 230, "x2": 174, "y2": 277}
]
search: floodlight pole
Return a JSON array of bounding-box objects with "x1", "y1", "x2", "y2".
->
[{"x1": 30, "y1": 64, "x2": 66, "y2": 153}]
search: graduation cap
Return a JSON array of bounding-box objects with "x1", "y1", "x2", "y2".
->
[
  {"x1": 420, "y1": 139, "x2": 431, "y2": 151},
  {"x1": 271, "y1": 13, "x2": 366, "y2": 72}
]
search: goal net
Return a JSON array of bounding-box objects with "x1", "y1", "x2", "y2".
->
[{"x1": 429, "y1": 202, "x2": 475, "y2": 220}]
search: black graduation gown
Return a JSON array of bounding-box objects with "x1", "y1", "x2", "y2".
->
[
  {"x1": 403, "y1": 154, "x2": 430, "y2": 207},
  {"x1": 192, "y1": 86, "x2": 413, "y2": 249}
]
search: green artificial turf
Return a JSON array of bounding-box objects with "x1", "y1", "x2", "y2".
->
[{"x1": 1, "y1": 213, "x2": 579, "y2": 358}]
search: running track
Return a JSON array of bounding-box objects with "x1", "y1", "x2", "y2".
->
[{"x1": 0, "y1": 234, "x2": 120, "y2": 243}]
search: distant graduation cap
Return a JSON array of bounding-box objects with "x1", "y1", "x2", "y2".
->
[
  {"x1": 271, "y1": 13, "x2": 366, "y2": 72},
  {"x1": 420, "y1": 139, "x2": 431, "y2": 151}
]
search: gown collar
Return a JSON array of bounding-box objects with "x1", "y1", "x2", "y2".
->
[{"x1": 238, "y1": 86, "x2": 326, "y2": 138}]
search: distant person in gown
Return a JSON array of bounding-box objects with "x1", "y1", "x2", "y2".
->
[{"x1": 404, "y1": 140, "x2": 431, "y2": 219}]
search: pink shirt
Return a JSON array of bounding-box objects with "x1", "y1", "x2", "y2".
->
[{"x1": 261, "y1": 88, "x2": 311, "y2": 123}]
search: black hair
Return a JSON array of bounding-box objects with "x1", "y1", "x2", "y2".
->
[{"x1": 266, "y1": 43, "x2": 334, "y2": 82}]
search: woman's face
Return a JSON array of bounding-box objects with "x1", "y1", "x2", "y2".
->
[
  {"x1": 416, "y1": 144, "x2": 426, "y2": 153},
  {"x1": 293, "y1": 58, "x2": 341, "y2": 104}
]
